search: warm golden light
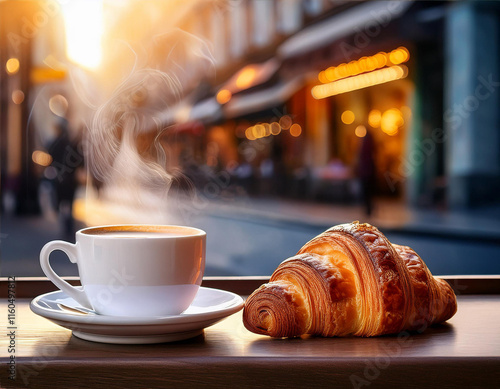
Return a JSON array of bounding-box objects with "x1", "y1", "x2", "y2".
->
[
  {"x1": 236, "y1": 67, "x2": 257, "y2": 89},
  {"x1": 216, "y1": 89, "x2": 232, "y2": 104},
  {"x1": 311, "y1": 65, "x2": 408, "y2": 99},
  {"x1": 318, "y1": 47, "x2": 410, "y2": 84},
  {"x1": 355, "y1": 125, "x2": 367, "y2": 138},
  {"x1": 389, "y1": 47, "x2": 410, "y2": 65},
  {"x1": 318, "y1": 70, "x2": 329, "y2": 84},
  {"x1": 49, "y1": 94, "x2": 69, "y2": 117},
  {"x1": 289, "y1": 123, "x2": 302, "y2": 137},
  {"x1": 245, "y1": 126, "x2": 256, "y2": 140},
  {"x1": 374, "y1": 53, "x2": 387, "y2": 68},
  {"x1": 32, "y1": 150, "x2": 53, "y2": 167},
  {"x1": 246, "y1": 120, "x2": 290, "y2": 140},
  {"x1": 261, "y1": 123, "x2": 270, "y2": 137},
  {"x1": 6, "y1": 58, "x2": 20, "y2": 75},
  {"x1": 61, "y1": 0, "x2": 103, "y2": 69},
  {"x1": 253, "y1": 124, "x2": 265, "y2": 138},
  {"x1": 12, "y1": 90, "x2": 24, "y2": 104},
  {"x1": 341, "y1": 110, "x2": 355, "y2": 125},
  {"x1": 381, "y1": 108, "x2": 404, "y2": 136},
  {"x1": 368, "y1": 109, "x2": 382, "y2": 128}
]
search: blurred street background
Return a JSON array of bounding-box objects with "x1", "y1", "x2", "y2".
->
[{"x1": 1, "y1": 0, "x2": 500, "y2": 277}]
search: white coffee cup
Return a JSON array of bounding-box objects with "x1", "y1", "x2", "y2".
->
[{"x1": 40, "y1": 225, "x2": 206, "y2": 317}]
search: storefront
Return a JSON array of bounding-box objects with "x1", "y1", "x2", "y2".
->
[{"x1": 305, "y1": 47, "x2": 414, "y2": 199}]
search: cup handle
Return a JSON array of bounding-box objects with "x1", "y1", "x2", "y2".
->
[{"x1": 40, "y1": 240, "x2": 92, "y2": 309}]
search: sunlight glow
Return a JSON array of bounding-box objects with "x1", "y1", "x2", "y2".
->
[{"x1": 60, "y1": 0, "x2": 103, "y2": 69}]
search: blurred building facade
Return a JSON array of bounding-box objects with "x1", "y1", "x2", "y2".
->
[
  {"x1": 1, "y1": 0, "x2": 500, "y2": 214},
  {"x1": 170, "y1": 0, "x2": 500, "y2": 209}
]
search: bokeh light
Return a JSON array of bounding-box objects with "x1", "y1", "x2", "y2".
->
[
  {"x1": 6, "y1": 58, "x2": 20, "y2": 75},
  {"x1": 254, "y1": 124, "x2": 265, "y2": 138},
  {"x1": 381, "y1": 108, "x2": 404, "y2": 136},
  {"x1": 389, "y1": 47, "x2": 410, "y2": 65},
  {"x1": 355, "y1": 125, "x2": 367, "y2": 138},
  {"x1": 368, "y1": 109, "x2": 382, "y2": 128},
  {"x1": 270, "y1": 122, "x2": 281, "y2": 135},
  {"x1": 236, "y1": 67, "x2": 257, "y2": 89},
  {"x1": 317, "y1": 47, "x2": 410, "y2": 84},
  {"x1": 49, "y1": 94, "x2": 69, "y2": 117},
  {"x1": 289, "y1": 123, "x2": 302, "y2": 137},
  {"x1": 12, "y1": 90, "x2": 24, "y2": 104},
  {"x1": 341, "y1": 110, "x2": 355, "y2": 125},
  {"x1": 216, "y1": 89, "x2": 232, "y2": 104},
  {"x1": 312, "y1": 65, "x2": 408, "y2": 99},
  {"x1": 279, "y1": 115, "x2": 292, "y2": 130},
  {"x1": 32, "y1": 150, "x2": 53, "y2": 167}
]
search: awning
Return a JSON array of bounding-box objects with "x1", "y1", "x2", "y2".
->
[
  {"x1": 157, "y1": 97, "x2": 221, "y2": 127},
  {"x1": 219, "y1": 58, "x2": 280, "y2": 94},
  {"x1": 278, "y1": 1, "x2": 413, "y2": 59},
  {"x1": 223, "y1": 77, "x2": 304, "y2": 119},
  {"x1": 189, "y1": 97, "x2": 221, "y2": 122}
]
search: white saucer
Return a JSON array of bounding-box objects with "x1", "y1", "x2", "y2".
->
[{"x1": 30, "y1": 287, "x2": 244, "y2": 344}]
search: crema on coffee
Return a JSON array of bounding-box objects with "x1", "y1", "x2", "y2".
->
[{"x1": 81, "y1": 225, "x2": 202, "y2": 237}]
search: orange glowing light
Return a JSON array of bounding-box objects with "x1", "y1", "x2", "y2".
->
[
  {"x1": 368, "y1": 109, "x2": 382, "y2": 128},
  {"x1": 341, "y1": 110, "x2": 355, "y2": 125},
  {"x1": 289, "y1": 123, "x2": 302, "y2": 137},
  {"x1": 318, "y1": 71, "x2": 329, "y2": 84},
  {"x1": 236, "y1": 67, "x2": 257, "y2": 89},
  {"x1": 32, "y1": 150, "x2": 53, "y2": 167},
  {"x1": 216, "y1": 89, "x2": 232, "y2": 104},
  {"x1": 375, "y1": 53, "x2": 387, "y2": 67},
  {"x1": 381, "y1": 108, "x2": 404, "y2": 136},
  {"x1": 389, "y1": 47, "x2": 410, "y2": 65},
  {"x1": 6, "y1": 58, "x2": 20, "y2": 75},
  {"x1": 316, "y1": 47, "x2": 410, "y2": 84}
]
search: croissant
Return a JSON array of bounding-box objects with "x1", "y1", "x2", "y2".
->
[{"x1": 243, "y1": 221, "x2": 457, "y2": 337}]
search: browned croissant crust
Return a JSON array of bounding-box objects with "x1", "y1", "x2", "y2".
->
[{"x1": 243, "y1": 222, "x2": 457, "y2": 337}]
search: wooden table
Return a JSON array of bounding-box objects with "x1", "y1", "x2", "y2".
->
[{"x1": 1, "y1": 277, "x2": 499, "y2": 388}]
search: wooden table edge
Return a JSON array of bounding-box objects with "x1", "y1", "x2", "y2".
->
[{"x1": 1, "y1": 275, "x2": 500, "y2": 298}]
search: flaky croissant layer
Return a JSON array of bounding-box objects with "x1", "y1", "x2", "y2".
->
[{"x1": 243, "y1": 222, "x2": 457, "y2": 338}]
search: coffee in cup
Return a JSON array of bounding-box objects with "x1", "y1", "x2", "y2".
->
[{"x1": 40, "y1": 225, "x2": 206, "y2": 317}]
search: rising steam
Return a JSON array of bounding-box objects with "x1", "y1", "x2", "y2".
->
[{"x1": 73, "y1": 29, "x2": 215, "y2": 223}]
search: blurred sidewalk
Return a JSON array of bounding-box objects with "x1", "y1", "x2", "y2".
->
[{"x1": 205, "y1": 197, "x2": 500, "y2": 241}]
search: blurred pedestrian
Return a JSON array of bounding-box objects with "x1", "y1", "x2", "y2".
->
[
  {"x1": 48, "y1": 118, "x2": 80, "y2": 239},
  {"x1": 355, "y1": 128, "x2": 376, "y2": 216}
]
